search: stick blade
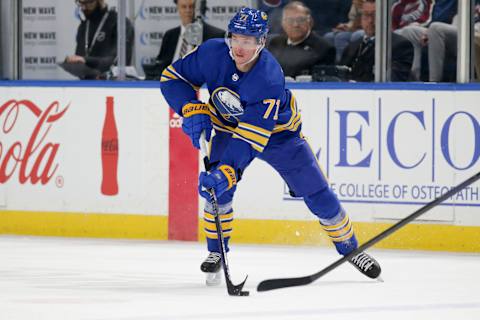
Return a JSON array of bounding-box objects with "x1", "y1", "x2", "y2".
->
[
  {"x1": 227, "y1": 275, "x2": 249, "y2": 296},
  {"x1": 257, "y1": 275, "x2": 313, "y2": 292}
]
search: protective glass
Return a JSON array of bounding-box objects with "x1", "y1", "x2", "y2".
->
[
  {"x1": 229, "y1": 34, "x2": 260, "y2": 50},
  {"x1": 283, "y1": 16, "x2": 310, "y2": 25}
]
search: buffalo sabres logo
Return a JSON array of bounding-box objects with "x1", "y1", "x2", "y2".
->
[
  {"x1": 232, "y1": 73, "x2": 239, "y2": 81},
  {"x1": 211, "y1": 87, "x2": 244, "y2": 123}
]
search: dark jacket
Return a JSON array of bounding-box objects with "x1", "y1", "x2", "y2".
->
[
  {"x1": 340, "y1": 33, "x2": 414, "y2": 82},
  {"x1": 268, "y1": 31, "x2": 336, "y2": 77},
  {"x1": 75, "y1": 5, "x2": 134, "y2": 74},
  {"x1": 156, "y1": 22, "x2": 225, "y2": 71}
]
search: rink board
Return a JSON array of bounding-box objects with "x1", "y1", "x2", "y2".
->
[{"x1": 0, "y1": 81, "x2": 479, "y2": 252}]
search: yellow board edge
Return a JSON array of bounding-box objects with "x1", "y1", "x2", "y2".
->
[
  {"x1": 1, "y1": 211, "x2": 479, "y2": 252},
  {"x1": 0, "y1": 210, "x2": 168, "y2": 240},
  {"x1": 198, "y1": 218, "x2": 480, "y2": 253}
]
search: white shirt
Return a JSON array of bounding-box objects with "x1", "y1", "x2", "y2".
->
[{"x1": 287, "y1": 30, "x2": 311, "y2": 46}]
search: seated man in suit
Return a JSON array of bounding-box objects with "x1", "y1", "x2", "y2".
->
[
  {"x1": 267, "y1": 1, "x2": 336, "y2": 78},
  {"x1": 156, "y1": 0, "x2": 225, "y2": 72},
  {"x1": 340, "y1": 0, "x2": 413, "y2": 82}
]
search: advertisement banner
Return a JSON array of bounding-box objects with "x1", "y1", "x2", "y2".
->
[
  {"x1": 0, "y1": 86, "x2": 169, "y2": 215},
  {"x1": 1, "y1": 83, "x2": 479, "y2": 249},
  {"x1": 235, "y1": 89, "x2": 480, "y2": 225}
]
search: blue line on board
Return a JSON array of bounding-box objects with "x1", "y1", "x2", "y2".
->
[
  {"x1": 378, "y1": 98, "x2": 382, "y2": 180},
  {"x1": 1, "y1": 80, "x2": 480, "y2": 91},
  {"x1": 432, "y1": 98, "x2": 436, "y2": 182}
]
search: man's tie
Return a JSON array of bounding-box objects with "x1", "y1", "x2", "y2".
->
[
  {"x1": 359, "y1": 37, "x2": 373, "y2": 56},
  {"x1": 179, "y1": 35, "x2": 189, "y2": 58}
]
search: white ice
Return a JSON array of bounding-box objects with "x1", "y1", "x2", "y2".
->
[{"x1": 0, "y1": 235, "x2": 479, "y2": 320}]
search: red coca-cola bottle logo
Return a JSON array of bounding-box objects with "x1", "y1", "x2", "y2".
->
[
  {"x1": 101, "y1": 96, "x2": 119, "y2": 195},
  {"x1": 0, "y1": 99, "x2": 68, "y2": 185}
]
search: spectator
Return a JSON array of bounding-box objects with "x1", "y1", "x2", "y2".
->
[
  {"x1": 394, "y1": 0, "x2": 457, "y2": 80},
  {"x1": 268, "y1": 1, "x2": 336, "y2": 78},
  {"x1": 302, "y1": 0, "x2": 352, "y2": 36},
  {"x1": 340, "y1": 0, "x2": 414, "y2": 82},
  {"x1": 426, "y1": 2, "x2": 480, "y2": 82},
  {"x1": 324, "y1": 0, "x2": 365, "y2": 62},
  {"x1": 65, "y1": 0, "x2": 134, "y2": 79},
  {"x1": 391, "y1": 0, "x2": 434, "y2": 31},
  {"x1": 426, "y1": 19, "x2": 457, "y2": 82},
  {"x1": 156, "y1": 0, "x2": 225, "y2": 72}
]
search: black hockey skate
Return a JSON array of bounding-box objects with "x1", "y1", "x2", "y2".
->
[
  {"x1": 348, "y1": 252, "x2": 382, "y2": 279},
  {"x1": 200, "y1": 252, "x2": 222, "y2": 286}
]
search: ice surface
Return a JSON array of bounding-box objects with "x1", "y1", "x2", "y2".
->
[{"x1": 0, "y1": 236, "x2": 479, "y2": 320}]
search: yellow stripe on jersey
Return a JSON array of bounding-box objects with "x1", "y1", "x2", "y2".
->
[
  {"x1": 234, "y1": 126, "x2": 269, "y2": 146},
  {"x1": 322, "y1": 215, "x2": 349, "y2": 231},
  {"x1": 238, "y1": 122, "x2": 271, "y2": 137},
  {"x1": 204, "y1": 221, "x2": 232, "y2": 230},
  {"x1": 203, "y1": 212, "x2": 233, "y2": 239},
  {"x1": 326, "y1": 220, "x2": 353, "y2": 238},
  {"x1": 204, "y1": 212, "x2": 233, "y2": 222},
  {"x1": 205, "y1": 228, "x2": 232, "y2": 239},
  {"x1": 161, "y1": 68, "x2": 178, "y2": 80},
  {"x1": 210, "y1": 114, "x2": 236, "y2": 133},
  {"x1": 321, "y1": 216, "x2": 355, "y2": 242},
  {"x1": 273, "y1": 95, "x2": 302, "y2": 133},
  {"x1": 162, "y1": 65, "x2": 200, "y2": 91},
  {"x1": 232, "y1": 122, "x2": 272, "y2": 152},
  {"x1": 329, "y1": 227, "x2": 354, "y2": 242},
  {"x1": 232, "y1": 134, "x2": 264, "y2": 152},
  {"x1": 204, "y1": 221, "x2": 232, "y2": 233}
]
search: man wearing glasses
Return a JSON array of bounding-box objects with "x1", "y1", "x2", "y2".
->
[
  {"x1": 340, "y1": 0, "x2": 413, "y2": 82},
  {"x1": 64, "y1": 0, "x2": 134, "y2": 79},
  {"x1": 267, "y1": 1, "x2": 335, "y2": 78}
]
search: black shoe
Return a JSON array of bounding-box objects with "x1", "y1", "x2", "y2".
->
[
  {"x1": 200, "y1": 252, "x2": 222, "y2": 273},
  {"x1": 349, "y1": 252, "x2": 381, "y2": 279}
]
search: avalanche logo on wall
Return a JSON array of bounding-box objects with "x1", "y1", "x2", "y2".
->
[{"x1": 211, "y1": 87, "x2": 244, "y2": 123}]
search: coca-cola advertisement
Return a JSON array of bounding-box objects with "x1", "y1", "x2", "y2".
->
[
  {"x1": 0, "y1": 99, "x2": 67, "y2": 186},
  {"x1": 0, "y1": 87, "x2": 170, "y2": 215},
  {"x1": 101, "y1": 96, "x2": 119, "y2": 196}
]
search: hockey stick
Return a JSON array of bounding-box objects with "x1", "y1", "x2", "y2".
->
[
  {"x1": 199, "y1": 131, "x2": 249, "y2": 296},
  {"x1": 257, "y1": 171, "x2": 480, "y2": 292}
]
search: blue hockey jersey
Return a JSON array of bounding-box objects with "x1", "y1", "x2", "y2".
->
[{"x1": 160, "y1": 38, "x2": 302, "y2": 173}]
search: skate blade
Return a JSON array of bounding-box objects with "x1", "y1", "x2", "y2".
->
[
  {"x1": 205, "y1": 271, "x2": 222, "y2": 286},
  {"x1": 376, "y1": 276, "x2": 384, "y2": 283}
]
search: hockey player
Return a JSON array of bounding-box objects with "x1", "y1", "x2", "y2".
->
[{"x1": 160, "y1": 7, "x2": 381, "y2": 285}]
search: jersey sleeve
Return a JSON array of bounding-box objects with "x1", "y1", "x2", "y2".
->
[
  {"x1": 220, "y1": 84, "x2": 283, "y2": 175},
  {"x1": 159, "y1": 45, "x2": 207, "y2": 115}
]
